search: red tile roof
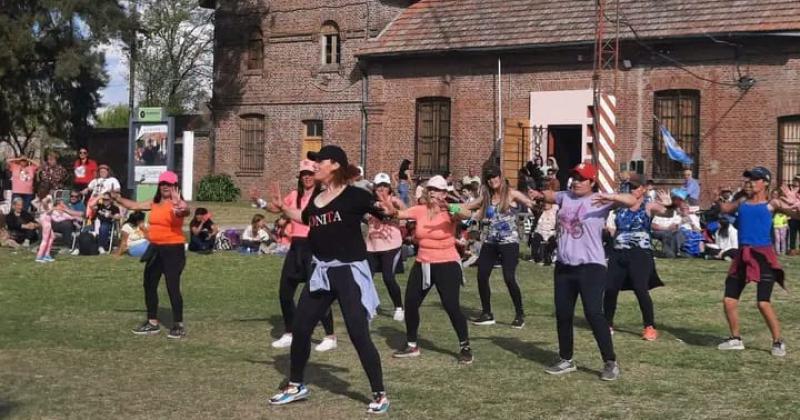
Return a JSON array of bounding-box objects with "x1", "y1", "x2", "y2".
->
[{"x1": 359, "y1": 0, "x2": 800, "y2": 56}]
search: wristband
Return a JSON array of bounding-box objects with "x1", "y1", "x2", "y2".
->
[{"x1": 448, "y1": 204, "x2": 461, "y2": 215}]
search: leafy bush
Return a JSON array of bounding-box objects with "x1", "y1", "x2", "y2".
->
[{"x1": 196, "y1": 174, "x2": 240, "y2": 202}]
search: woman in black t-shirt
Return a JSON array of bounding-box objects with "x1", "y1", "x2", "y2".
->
[
  {"x1": 188, "y1": 207, "x2": 218, "y2": 252},
  {"x1": 268, "y1": 145, "x2": 390, "y2": 415}
]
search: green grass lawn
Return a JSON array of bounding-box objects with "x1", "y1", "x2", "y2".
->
[{"x1": 1, "y1": 249, "x2": 800, "y2": 419}]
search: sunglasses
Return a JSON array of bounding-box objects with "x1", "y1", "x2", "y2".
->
[
  {"x1": 426, "y1": 187, "x2": 446, "y2": 193},
  {"x1": 158, "y1": 182, "x2": 178, "y2": 187},
  {"x1": 572, "y1": 175, "x2": 591, "y2": 183},
  {"x1": 79, "y1": 151, "x2": 88, "y2": 155},
  {"x1": 70, "y1": 195, "x2": 80, "y2": 198}
]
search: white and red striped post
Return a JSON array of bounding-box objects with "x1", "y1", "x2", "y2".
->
[{"x1": 595, "y1": 94, "x2": 617, "y2": 193}]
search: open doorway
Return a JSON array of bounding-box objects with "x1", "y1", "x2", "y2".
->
[{"x1": 549, "y1": 125, "x2": 582, "y2": 190}]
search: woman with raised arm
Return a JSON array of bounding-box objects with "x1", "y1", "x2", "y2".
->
[
  {"x1": 528, "y1": 163, "x2": 637, "y2": 381},
  {"x1": 384, "y1": 175, "x2": 475, "y2": 364},
  {"x1": 465, "y1": 166, "x2": 538, "y2": 328},
  {"x1": 255, "y1": 159, "x2": 337, "y2": 352},
  {"x1": 267, "y1": 146, "x2": 390, "y2": 415},
  {"x1": 111, "y1": 171, "x2": 190, "y2": 339},
  {"x1": 603, "y1": 175, "x2": 670, "y2": 341},
  {"x1": 716, "y1": 166, "x2": 800, "y2": 357}
]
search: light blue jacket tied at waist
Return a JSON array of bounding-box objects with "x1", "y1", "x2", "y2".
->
[{"x1": 310, "y1": 257, "x2": 380, "y2": 320}]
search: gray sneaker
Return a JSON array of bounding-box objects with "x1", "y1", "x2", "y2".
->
[
  {"x1": 772, "y1": 340, "x2": 787, "y2": 357},
  {"x1": 544, "y1": 359, "x2": 577, "y2": 375},
  {"x1": 600, "y1": 360, "x2": 620, "y2": 381},
  {"x1": 718, "y1": 337, "x2": 745, "y2": 351}
]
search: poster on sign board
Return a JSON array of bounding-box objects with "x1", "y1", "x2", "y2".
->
[{"x1": 133, "y1": 124, "x2": 168, "y2": 183}]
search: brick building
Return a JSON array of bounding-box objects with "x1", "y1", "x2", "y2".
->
[{"x1": 201, "y1": 0, "x2": 800, "y2": 204}]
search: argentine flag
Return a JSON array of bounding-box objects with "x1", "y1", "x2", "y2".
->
[{"x1": 659, "y1": 125, "x2": 694, "y2": 166}]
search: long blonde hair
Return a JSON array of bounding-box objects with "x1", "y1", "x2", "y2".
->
[{"x1": 476, "y1": 178, "x2": 511, "y2": 220}]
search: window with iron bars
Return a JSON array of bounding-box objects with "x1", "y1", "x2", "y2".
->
[
  {"x1": 778, "y1": 116, "x2": 800, "y2": 185},
  {"x1": 415, "y1": 98, "x2": 451, "y2": 177},
  {"x1": 240, "y1": 115, "x2": 265, "y2": 173},
  {"x1": 652, "y1": 90, "x2": 700, "y2": 179}
]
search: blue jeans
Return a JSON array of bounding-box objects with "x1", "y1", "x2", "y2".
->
[{"x1": 98, "y1": 221, "x2": 113, "y2": 250}]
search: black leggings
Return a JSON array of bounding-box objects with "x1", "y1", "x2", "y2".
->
[
  {"x1": 368, "y1": 248, "x2": 403, "y2": 308},
  {"x1": 290, "y1": 266, "x2": 384, "y2": 392},
  {"x1": 143, "y1": 244, "x2": 186, "y2": 323},
  {"x1": 476, "y1": 242, "x2": 524, "y2": 316},
  {"x1": 404, "y1": 261, "x2": 469, "y2": 344},
  {"x1": 279, "y1": 239, "x2": 333, "y2": 335},
  {"x1": 604, "y1": 248, "x2": 656, "y2": 328},
  {"x1": 554, "y1": 263, "x2": 616, "y2": 362}
]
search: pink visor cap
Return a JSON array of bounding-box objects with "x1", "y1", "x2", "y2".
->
[
  {"x1": 158, "y1": 170, "x2": 179, "y2": 184},
  {"x1": 299, "y1": 159, "x2": 316, "y2": 173}
]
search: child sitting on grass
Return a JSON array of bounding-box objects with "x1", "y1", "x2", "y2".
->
[{"x1": 241, "y1": 214, "x2": 271, "y2": 253}]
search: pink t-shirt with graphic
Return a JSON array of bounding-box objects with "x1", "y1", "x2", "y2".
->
[{"x1": 10, "y1": 162, "x2": 38, "y2": 194}]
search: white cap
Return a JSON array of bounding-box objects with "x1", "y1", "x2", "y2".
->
[
  {"x1": 373, "y1": 172, "x2": 391, "y2": 185},
  {"x1": 426, "y1": 175, "x2": 448, "y2": 190}
]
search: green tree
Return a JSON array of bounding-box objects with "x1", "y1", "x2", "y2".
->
[
  {"x1": 96, "y1": 105, "x2": 130, "y2": 128},
  {"x1": 135, "y1": 0, "x2": 213, "y2": 114},
  {"x1": 0, "y1": 0, "x2": 129, "y2": 156}
]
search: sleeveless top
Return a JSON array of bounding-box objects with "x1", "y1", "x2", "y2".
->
[
  {"x1": 613, "y1": 197, "x2": 652, "y2": 250},
  {"x1": 485, "y1": 202, "x2": 520, "y2": 244},
  {"x1": 736, "y1": 202, "x2": 772, "y2": 247}
]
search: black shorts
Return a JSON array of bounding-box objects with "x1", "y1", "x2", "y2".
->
[{"x1": 724, "y1": 250, "x2": 777, "y2": 302}]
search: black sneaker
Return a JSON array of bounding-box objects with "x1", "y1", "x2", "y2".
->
[
  {"x1": 471, "y1": 313, "x2": 496, "y2": 326},
  {"x1": 511, "y1": 314, "x2": 525, "y2": 329},
  {"x1": 132, "y1": 321, "x2": 160, "y2": 335},
  {"x1": 458, "y1": 346, "x2": 474, "y2": 365},
  {"x1": 167, "y1": 324, "x2": 186, "y2": 339}
]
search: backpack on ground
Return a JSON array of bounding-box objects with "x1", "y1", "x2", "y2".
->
[{"x1": 78, "y1": 231, "x2": 99, "y2": 256}]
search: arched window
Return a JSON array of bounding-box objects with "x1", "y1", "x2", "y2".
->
[
  {"x1": 320, "y1": 22, "x2": 341, "y2": 65},
  {"x1": 415, "y1": 97, "x2": 451, "y2": 176},
  {"x1": 247, "y1": 29, "x2": 263, "y2": 70},
  {"x1": 652, "y1": 90, "x2": 700, "y2": 179},
  {"x1": 240, "y1": 114, "x2": 265, "y2": 172}
]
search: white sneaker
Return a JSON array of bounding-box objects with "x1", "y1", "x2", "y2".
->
[
  {"x1": 271, "y1": 333, "x2": 293, "y2": 349},
  {"x1": 717, "y1": 337, "x2": 745, "y2": 351},
  {"x1": 772, "y1": 340, "x2": 787, "y2": 357},
  {"x1": 314, "y1": 336, "x2": 338, "y2": 352},
  {"x1": 462, "y1": 254, "x2": 479, "y2": 267},
  {"x1": 70, "y1": 249, "x2": 80, "y2": 256},
  {"x1": 98, "y1": 247, "x2": 107, "y2": 254},
  {"x1": 393, "y1": 308, "x2": 405, "y2": 322}
]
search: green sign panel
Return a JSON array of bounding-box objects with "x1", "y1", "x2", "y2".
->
[{"x1": 136, "y1": 107, "x2": 164, "y2": 122}]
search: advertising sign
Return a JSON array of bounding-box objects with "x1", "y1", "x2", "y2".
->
[{"x1": 128, "y1": 108, "x2": 175, "y2": 199}]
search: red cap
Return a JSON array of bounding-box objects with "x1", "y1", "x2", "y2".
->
[
  {"x1": 158, "y1": 170, "x2": 179, "y2": 184},
  {"x1": 571, "y1": 162, "x2": 598, "y2": 181}
]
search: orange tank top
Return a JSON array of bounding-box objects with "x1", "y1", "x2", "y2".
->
[{"x1": 147, "y1": 201, "x2": 186, "y2": 245}]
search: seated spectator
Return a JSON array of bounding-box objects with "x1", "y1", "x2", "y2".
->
[
  {"x1": 116, "y1": 211, "x2": 149, "y2": 257},
  {"x1": 91, "y1": 193, "x2": 122, "y2": 253},
  {"x1": 0, "y1": 213, "x2": 20, "y2": 249},
  {"x1": 530, "y1": 202, "x2": 558, "y2": 265},
  {"x1": 704, "y1": 215, "x2": 738, "y2": 261},
  {"x1": 189, "y1": 207, "x2": 218, "y2": 253},
  {"x1": 83, "y1": 164, "x2": 121, "y2": 220},
  {"x1": 264, "y1": 216, "x2": 292, "y2": 255},
  {"x1": 66, "y1": 190, "x2": 87, "y2": 214},
  {"x1": 546, "y1": 168, "x2": 560, "y2": 191},
  {"x1": 241, "y1": 214, "x2": 271, "y2": 253},
  {"x1": 651, "y1": 209, "x2": 682, "y2": 258},
  {"x1": 6, "y1": 197, "x2": 39, "y2": 246},
  {"x1": 677, "y1": 202, "x2": 703, "y2": 257}
]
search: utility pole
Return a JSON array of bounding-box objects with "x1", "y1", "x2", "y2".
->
[
  {"x1": 128, "y1": 0, "x2": 139, "y2": 118},
  {"x1": 592, "y1": 0, "x2": 621, "y2": 193}
]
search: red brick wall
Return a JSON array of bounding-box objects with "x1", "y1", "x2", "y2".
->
[
  {"x1": 192, "y1": 135, "x2": 212, "y2": 191},
  {"x1": 210, "y1": 0, "x2": 410, "y2": 193},
  {"x1": 210, "y1": 2, "x2": 800, "y2": 206}
]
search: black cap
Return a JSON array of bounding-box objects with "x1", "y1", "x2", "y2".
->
[
  {"x1": 307, "y1": 145, "x2": 348, "y2": 167},
  {"x1": 742, "y1": 166, "x2": 772, "y2": 183}
]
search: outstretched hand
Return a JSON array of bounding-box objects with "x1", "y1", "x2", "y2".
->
[
  {"x1": 591, "y1": 192, "x2": 615, "y2": 206},
  {"x1": 656, "y1": 189, "x2": 672, "y2": 206},
  {"x1": 376, "y1": 190, "x2": 397, "y2": 216},
  {"x1": 528, "y1": 189, "x2": 543, "y2": 201},
  {"x1": 268, "y1": 182, "x2": 283, "y2": 211}
]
